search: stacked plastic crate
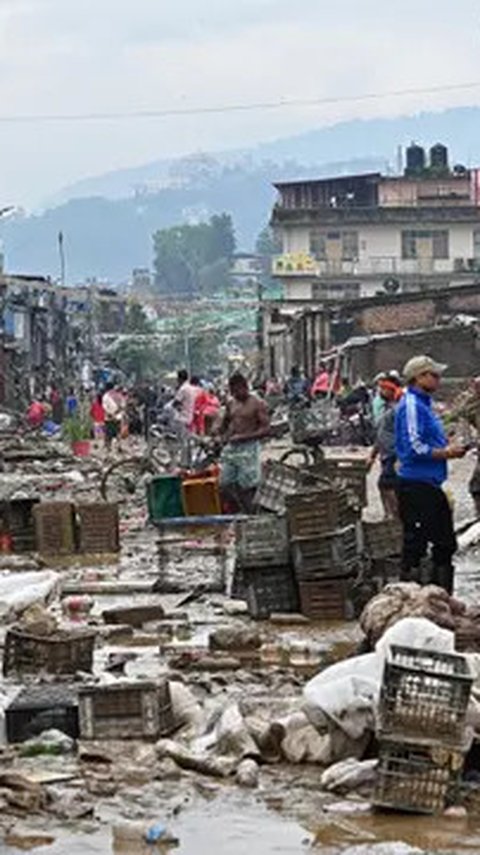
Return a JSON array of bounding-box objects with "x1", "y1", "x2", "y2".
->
[
  {"x1": 286, "y1": 488, "x2": 361, "y2": 620},
  {"x1": 234, "y1": 515, "x2": 299, "y2": 619},
  {"x1": 363, "y1": 519, "x2": 404, "y2": 590},
  {"x1": 374, "y1": 645, "x2": 473, "y2": 814}
]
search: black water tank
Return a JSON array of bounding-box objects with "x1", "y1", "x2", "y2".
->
[
  {"x1": 430, "y1": 143, "x2": 449, "y2": 172},
  {"x1": 406, "y1": 143, "x2": 426, "y2": 175}
]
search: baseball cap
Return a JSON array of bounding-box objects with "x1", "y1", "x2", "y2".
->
[{"x1": 402, "y1": 355, "x2": 448, "y2": 382}]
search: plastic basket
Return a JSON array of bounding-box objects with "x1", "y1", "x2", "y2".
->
[
  {"x1": 6, "y1": 685, "x2": 79, "y2": 743},
  {"x1": 182, "y1": 476, "x2": 221, "y2": 516},
  {"x1": 378, "y1": 645, "x2": 473, "y2": 745},
  {"x1": 147, "y1": 476, "x2": 184, "y2": 522},
  {"x1": 3, "y1": 627, "x2": 96, "y2": 677},
  {"x1": 374, "y1": 738, "x2": 464, "y2": 814},
  {"x1": 363, "y1": 520, "x2": 403, "y2": 560},
  {"x1": 78, "y1": 680, "x2": 175, "y2": 740},
  {"x1": 77, "y1": 503, "x2": 120, "y2": 553},
  {"x1": 298, "y1": 577, "x2": 353, "y2": 620},
  {"x1": 235, "y1": 515, "x2": 289, "y2": 568},
  {"x1": 286, "y1": 489, "x2": 353, "y2": 540},
  {"x1": 244, "y1": 564, "x2": 299, "y2": 619},
  {"x1": 33, "y1": 502, "x2": 76, "y2": 555},
  {"x1": 254, "y1": 461, "x2": 318, "y2": 514},
  {"x1": 291, "y1": 525, "x2": 359, "y2": 581},
  {"x1": 326, "y1": 458, "x2": 368, "y2": 507}
]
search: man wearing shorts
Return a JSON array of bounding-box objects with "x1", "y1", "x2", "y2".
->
[{"x1": 219, "y1": 373, "x2": 270, "y2": 513}]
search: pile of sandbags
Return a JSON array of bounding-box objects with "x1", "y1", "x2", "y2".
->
[{"x1": 359, "y1": 582, "x2": 476, "y2": 647}]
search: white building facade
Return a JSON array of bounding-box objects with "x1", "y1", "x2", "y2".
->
[{"x1": 271, "y1": 165, "x2": 480, "y2": 300}]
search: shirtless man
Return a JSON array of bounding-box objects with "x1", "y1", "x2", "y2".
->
[{"x1": 219, "y1": 373, "x2": 270, "y2": 513}]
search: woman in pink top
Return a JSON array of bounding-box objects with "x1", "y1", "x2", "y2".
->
[{"x1": 311, "y1": 363, "x2": 330, "y2": 399}]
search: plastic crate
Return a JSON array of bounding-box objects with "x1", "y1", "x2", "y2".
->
[
  {"x1": 0, "y1": 499, "x2": 39, "y2": 553},
  {"x1": 298, "y1": 577, "x2": 353, "y2": 620},
  {"x1": 33, "y1": 502, "x2": 76, "y2": 555},
  {"x1": 378, "y1": 645, "x2": 473, "y2": 745},
  {"x1": 374, "y1": 738, "x2": 464, "y2": 814},
  {"x1": 244, "y1": 564, "x2": 299, "y2": 619},
  {"x1": 255, "y1": 461, "x2": 317, "y2": 514},
  {"x1": 78, "y1": 680, "x2": 174, "y2": 740},
  {"x1": 326, "y1": 458, "x2": 368, "y2": 507},
  {"x1": 235, "y1": 515, "x2": 289, "y2": 568},
  {"x1": 6, "y1": 685, "x2": 79, "y2": 743},
  {"x1": 286, "y1": 490, "x2": 353, "y2": 540},
  {"x1": 77, "y1": 503, "x2": 119, "y2": 553},
  {"x1": 147, "y1": 476, "x2": 184, "y2": 522},
  {"x1": 182, "y1": 476, "x2": 221, "y2": 516},
  {"x1": 363, "y1": 520, "x2": 403, "y2": 560},
  {"x1": 3, "y1": 627, "x2": 96, "y2": 677},
  {"x1": 291, "y1": 525, "x2": 359, "y2": 581}
]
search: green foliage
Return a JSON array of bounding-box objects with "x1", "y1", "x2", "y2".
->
[
  {"x1": 153, "y1": 214, "x2": 236, "y2": 296},
  {"x1": 63, "y1": 415, "x2": 92, "y2": 442},
  {"x1": 124, "y1": 302, "x2": 153, "y2": 334},
  {"x1": 255, "y1": 225, "x2": 282, "y2": 257},
  {"x1": 111, "y1": 338, "x2": 161, "y2": 382}
]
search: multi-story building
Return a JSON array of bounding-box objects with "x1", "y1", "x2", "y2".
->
[
  {"x1": 0, "y1": 274, "x2": 127, "y2": 406},
  {"x1": 271, "y1": 144, "x2": 480, "y2": 300}
]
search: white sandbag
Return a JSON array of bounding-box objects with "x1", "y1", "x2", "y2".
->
[
  {"x1": 303, "y1": 652, "x2": 381, "y2": 739},
  {"x1": 168, "y1": 681, "x2": 205, "y2": 736},
  {"x1": 0, "y1": 570, "x2": 60, "y2": 622},
  {"x1": 375, "y1": 616, "x2": 455, "y2": 660},
  {"x1": 321, "y1": 757, "x2": 378, "y2": 793}
]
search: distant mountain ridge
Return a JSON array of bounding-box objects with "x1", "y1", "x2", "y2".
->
[{"x1": 3, "y1": 105, "x2": 480, "y2": 282}]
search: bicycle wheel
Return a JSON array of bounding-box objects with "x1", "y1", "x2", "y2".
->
[{"x1": 100, "y1": 455, "x2": 157, "y2": 502}]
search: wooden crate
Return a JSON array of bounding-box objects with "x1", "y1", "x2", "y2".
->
[
  {"x1": 77, "y1": 503, "x2": 120, "y2": 553},
  {"x1": 3, "y1": 627, "x2": 95, "y2": 676},
  {"x1": 33, "y1": 502, "x2": 76, "y2": 555},
  {"x1": 78, "y1": 681, "x2": 174, "y2": 740}
]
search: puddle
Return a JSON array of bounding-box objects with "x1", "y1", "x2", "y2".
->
[{"x1": 3, "y1": 798, "x2": 310, "y2": 855}]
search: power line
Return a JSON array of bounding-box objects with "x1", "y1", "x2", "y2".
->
[{"x1": 0, "y1": 81, "x2": 479, "y2": 124}]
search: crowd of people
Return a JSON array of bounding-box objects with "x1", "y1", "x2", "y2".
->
[{"x1": 23, "y1": 356, "x2": 480, "y2": 597}]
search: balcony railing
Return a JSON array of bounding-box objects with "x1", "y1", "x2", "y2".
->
[{"x1": 272, "y1": 254, "x2": 477, "y2": 277}]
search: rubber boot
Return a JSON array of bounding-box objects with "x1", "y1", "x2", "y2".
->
[{"x1": 433, "y1": 564, "x2": 454, "y2": 596}]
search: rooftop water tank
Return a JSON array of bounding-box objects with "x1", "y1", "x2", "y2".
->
[{"x1": 405, "y1": 143, "x2": 426, "y2": 176}]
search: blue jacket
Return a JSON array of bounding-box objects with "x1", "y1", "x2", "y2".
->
[{"x1": 395, "y1": 387, "x2": 447, "y2": 486}]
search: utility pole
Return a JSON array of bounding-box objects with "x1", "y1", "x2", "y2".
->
[{"x1": 58, "y1": 231, "x2": 66, "y2": 286}]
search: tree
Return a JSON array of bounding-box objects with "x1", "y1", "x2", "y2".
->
[
  {"x1": 110, "y1": 338, "x2": 160, "y2": 382},
  {"x1": 153, "y1": 214, "x2": 236, "y2": 297},
  {"x1": 124, "y1": 302, "x2": 154, "y2": 334},
  {"x1": 255, "y1": 224, "x2": 282, "y2": 257}
]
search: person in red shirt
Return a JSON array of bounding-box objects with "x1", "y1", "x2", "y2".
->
[
  {"x1": 90, "y1": 392, "x2": 105, "y2": 441},
  {"x1": 192, "y1": 383, "x2": 220, "y2": 435},
  {"x1": 26, "y1": 398, "x2": 47, "y2": 429}
]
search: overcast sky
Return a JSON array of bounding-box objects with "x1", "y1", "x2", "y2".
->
[{"x1": 0, "y1": 0, "x2": 479, "y2": 207}]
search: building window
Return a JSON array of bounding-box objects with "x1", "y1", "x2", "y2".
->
[
  {"x1": 309, "y1": 230, "x2": 358, "y2": 260},
  {"x1": 342, "y1": 231, "x2": 359, "y2": 260},
  {"x1": 473, "y1": 230, "x2": 480, "y2": 259},
  {"x1": 309, "y1": 230, "x2": 327, "y2": 259},
  {"x1": 432, "y1": 231, "x2": 449, "y2": 259},
  {"x1": 401, "y1": 230, "x2": 449, "y2": 260}
]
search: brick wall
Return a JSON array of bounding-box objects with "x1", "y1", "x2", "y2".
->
[
  {"x1": 349, "y1": 325, "x2": 479, "y2": 381},
  {"x1": 358, "y1": 301, "x2": 435, "y2": 335}
]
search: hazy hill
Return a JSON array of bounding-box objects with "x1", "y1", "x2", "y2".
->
[{"x1": 2, "y1": 106, "x2": 480, "y2": 283}]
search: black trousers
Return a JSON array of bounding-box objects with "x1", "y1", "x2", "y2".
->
[{"x1": 396, "y1": 480, "x2": 457, "y2": 591}]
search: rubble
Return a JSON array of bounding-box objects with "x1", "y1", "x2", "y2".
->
[{"x1": 1, "y1": 434, "x2": 480, "y2": 853}]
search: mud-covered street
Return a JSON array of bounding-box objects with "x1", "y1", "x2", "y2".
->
[{"x1": 0, "y1": 435, "x2": 479, "y2": 855}]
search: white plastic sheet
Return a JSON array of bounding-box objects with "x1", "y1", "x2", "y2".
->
[{"x1": 0, "y1": 570, "x2": 60, "y2": 622}]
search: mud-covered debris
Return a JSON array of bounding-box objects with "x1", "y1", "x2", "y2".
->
[{"x1": 209, "y1": 626, "x2": 262, "y2": 651}]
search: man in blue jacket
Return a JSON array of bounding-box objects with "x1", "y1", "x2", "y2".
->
[{"x1": 395, "y1": 355, "x2": 466, "y2": 594}]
